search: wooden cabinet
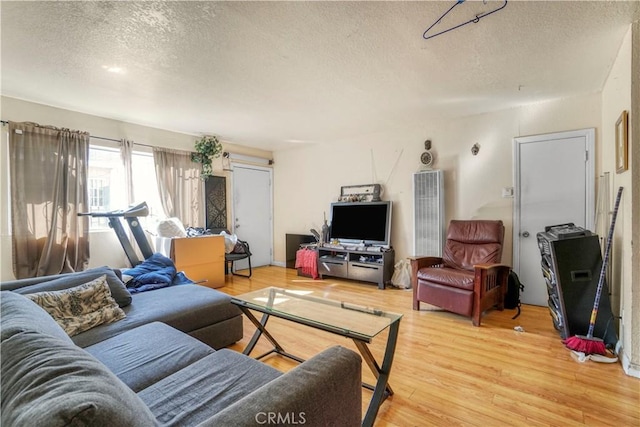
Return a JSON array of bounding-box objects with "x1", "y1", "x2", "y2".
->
[{"x1": 170, "y1": 235, "x2": 225, "y2": 289}]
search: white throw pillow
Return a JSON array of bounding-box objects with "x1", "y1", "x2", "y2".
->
[{"x1": 156, "y1": 217, "x2": 187, "y2": 238}]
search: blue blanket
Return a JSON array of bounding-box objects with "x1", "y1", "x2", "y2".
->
[{"x1": 123, "y1": 253, "x2": 193, "y2": 293}]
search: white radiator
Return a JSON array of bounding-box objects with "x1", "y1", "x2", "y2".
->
[{"x1": 413, "y1": 170, "x2": 445, "y2": 257}]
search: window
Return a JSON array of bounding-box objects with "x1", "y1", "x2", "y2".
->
[
  {"x1": 87, "y1": 145, "x2": 163, "y2": 231},
  {"x1": 131, "y1": 151, "x2": 164, "y2": 229},
  {"x1": 88, "y1": 177, "x2": 109, "y2": 228}
]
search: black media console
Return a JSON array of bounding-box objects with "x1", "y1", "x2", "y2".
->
[{"x1": 317, "y1": 246, "x2": 395, "y2": 289}]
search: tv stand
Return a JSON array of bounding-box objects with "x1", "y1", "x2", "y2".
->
[{"x1": 317, "y1": 246, "x2": 394, "y2": 289}]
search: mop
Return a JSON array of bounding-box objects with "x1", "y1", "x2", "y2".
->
[{"x1": 564, "y1": 186, "x2": 623, "y2": 356}]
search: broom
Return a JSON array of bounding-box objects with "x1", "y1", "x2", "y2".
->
[{"x1": 564, "y1": 186, "x2": 623, "y2": 355}]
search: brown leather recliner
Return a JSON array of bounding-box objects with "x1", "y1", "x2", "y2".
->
[{"x1": 410, "y1": 220, "x2": 509, "y2": 326}]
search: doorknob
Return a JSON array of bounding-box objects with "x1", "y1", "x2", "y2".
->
[{"x1": 522, "y1": 231, "x2": 530, "y2": 238}]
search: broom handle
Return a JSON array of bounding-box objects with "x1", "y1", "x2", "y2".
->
[{"x1": 587, "y1": 186, "x2": 623, "y2": 338}]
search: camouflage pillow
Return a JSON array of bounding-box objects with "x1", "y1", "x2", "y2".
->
[{"x1": 26, "y1": 275, "x2": 126, "y2": 337}]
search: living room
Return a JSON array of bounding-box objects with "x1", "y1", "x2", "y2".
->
[{"x1": 1, "y1": 1, "x2": 638, "y2": 425}]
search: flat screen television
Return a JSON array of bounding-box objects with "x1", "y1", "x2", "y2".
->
[{"x1": 329, "y1": 201, "x2": 392, "y2": 247}]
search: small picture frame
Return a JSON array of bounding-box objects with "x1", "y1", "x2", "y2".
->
[{"x1": 615, "y1": 110, "x2": 629, "y2": 174}]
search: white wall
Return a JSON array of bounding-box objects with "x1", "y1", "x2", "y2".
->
[
  {"x1": 0, "y1": 96, "x2": 272, "y2": 280},
  {"x1": 273, "y1": 93, "x2": 601, "y2": 267},
  {"x1": 601, "y1": 25, "x2": 639, "y2": 377},
  {"x1": 632, "y1": 21, "x2": 640, "y2": 377}
]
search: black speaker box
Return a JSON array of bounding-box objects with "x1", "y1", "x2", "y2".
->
[{"x1": 540, "y1": 231, "x2": 617, "y2": 347}]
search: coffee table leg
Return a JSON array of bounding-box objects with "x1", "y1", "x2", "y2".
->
[
  {"x1": 357, "y1": 319, "x2": 400, "y2": 427},
  {"x1": 242, "y1": 308, "x2": 271, "y2": 356},
  {"x1": 240, "y1": 307, "x2": 285, "y2": 355},
  {"x1": 354, "y1": 341, "x2": 394, "y2": 397},
  {"x1": 240, "y1": 307, "x2": 306, "y2": 363}
]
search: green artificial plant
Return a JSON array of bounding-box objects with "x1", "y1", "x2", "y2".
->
[{"x1": 191, "y1": 135, "x2": 223, "y2": 178}]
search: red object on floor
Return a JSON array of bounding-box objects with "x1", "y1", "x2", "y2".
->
[
  {"x1": 295, "y1": 248, "x2": 318, "y2": 279},
  {"x1": 563, "y1": 335, "x2": 607, "y2": 355}
]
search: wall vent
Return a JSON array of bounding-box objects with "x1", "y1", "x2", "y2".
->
[{"x1": 413, "y1": 170, "x2": 445, "y2": 257}]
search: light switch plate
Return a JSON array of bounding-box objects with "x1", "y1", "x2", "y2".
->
[{"x1": 502, "y1": 187, "x2": 514, "y2": 198}]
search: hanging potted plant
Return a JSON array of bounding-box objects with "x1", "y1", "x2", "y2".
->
[{"x1": 191, "y1": 135, "x2": 223, "y2": 178}]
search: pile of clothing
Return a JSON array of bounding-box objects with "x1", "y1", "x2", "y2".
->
[
  {"x1": 295, "y1": 248, "x2": 318, "y2": 279},
  {"x1": 122, "y1": 253, "x2": 193, "y2": 293}
]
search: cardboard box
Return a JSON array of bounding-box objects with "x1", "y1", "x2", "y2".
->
[{"x1": 170, "y1": 235, "x2": 225, "y2": 288}]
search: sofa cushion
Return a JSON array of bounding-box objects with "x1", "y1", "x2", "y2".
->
[
  {"x1": 0, "y1": 291, "x2": 72, "y2": 343},
  {"x1": 202, "y1": 346, "x2": 363, "y2": 427},
  {"x1": 86, "y1": 322, "x2": 215, "y2": 392},
  {"x1": 14, "y1": 266, "x2": 132, "y2": 308},
  {"x1": 138, "y1": 349, "x2": 282, "y2": 426},
  {"x1": 25, "y1": 275, "x2": 126, "y2": 337},
  {"x1": 1, "y1": 331, "x2": 157, "y2": 427},
  {"x1": 71, "y1": 284, "x2": 241, "y2": 348}
]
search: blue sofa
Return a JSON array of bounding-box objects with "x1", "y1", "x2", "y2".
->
[{"x1": 0, "y1": 269, "x2": 363, "y2": 426}]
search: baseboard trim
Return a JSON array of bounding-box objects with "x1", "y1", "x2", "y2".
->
[
  {"x1": 271, "y1": 261, "x2": 286, "y2": 268},
  {"x1": 621, "y1": 349, "x2": 640, "y2": 378}
]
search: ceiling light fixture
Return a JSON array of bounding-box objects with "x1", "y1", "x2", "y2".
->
[{"x1": 102, "y1": 65, "x2": 125, "y2": 74}]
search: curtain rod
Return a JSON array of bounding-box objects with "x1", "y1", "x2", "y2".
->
[
  {"x1": 90, "y1": 135, "x2": 154, "y2": 149},
  {"x1": 2, "y1": 120, "x2": 156, "y2": 149}
]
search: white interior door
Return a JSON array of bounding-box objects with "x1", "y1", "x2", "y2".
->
[
  {"x1": 514, "y1": 129, "x2": 594, "y2": 306},
  {"x1": 232, "y1": 165, "x2": 272, "y2": 270}
]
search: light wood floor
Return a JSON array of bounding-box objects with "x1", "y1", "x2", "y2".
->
[{"x1": 220, "y1": 266, "x2": 639, "y2": 427}]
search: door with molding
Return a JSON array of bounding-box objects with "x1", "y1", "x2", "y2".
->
[
  {"x1": 513, "y1": 129, "x2": 595, "y2": 306},
  {"x1": 231, "y1": 164, "x2": 273, "y2": 270}
]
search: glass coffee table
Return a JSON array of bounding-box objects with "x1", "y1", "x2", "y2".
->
[{"x1": 230, "y1": 287, "x2": 402, "y2": 427}]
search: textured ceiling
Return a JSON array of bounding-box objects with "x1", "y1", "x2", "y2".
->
[{"x1": 1, "y1": 1, "x2": 638, "y2": 151}]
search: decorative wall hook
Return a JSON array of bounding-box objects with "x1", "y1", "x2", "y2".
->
[{"x1": 423, "y1": 0, "x2": 508, "y2": 40}]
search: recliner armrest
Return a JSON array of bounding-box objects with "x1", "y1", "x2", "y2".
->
[
  {"x1": 472, "y1": 263, "x2": 510, "y2": 299},
  {"x1": 410, "y1": 257, "x2": 444, "y2": 289},
  {"x1": 409, "y1": 256, "x2": 444, "y2": 270},
  {"x1": 197, "y1": 346, "x2": 362, "y2": 427}
]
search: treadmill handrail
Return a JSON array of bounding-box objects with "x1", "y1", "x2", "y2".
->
[{"x1": 78, "y1": 202, "x2": 149, "y2": 218}]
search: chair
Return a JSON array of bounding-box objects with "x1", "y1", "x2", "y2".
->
[
  {"x1": 225, "y1": 238, "x2": 252, "y2": 278},
  {"x1": 210, "y1": 228, "x2": 253, "y2": 278},
  {"x1": 410, "y1": 220, "x2": 509, "y2": 326}
]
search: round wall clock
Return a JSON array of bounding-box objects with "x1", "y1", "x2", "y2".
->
[{"x1": 420, "y1": 150, "x2": 433, "y2": 167}]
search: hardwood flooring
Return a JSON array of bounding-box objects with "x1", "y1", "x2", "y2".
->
[{"x1": 221, "y1": 266, "x2": 639, "y2": 427}]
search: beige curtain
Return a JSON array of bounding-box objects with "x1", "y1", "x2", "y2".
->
[
  {"x1": 152, "y1": 147, "x2": 203, "y2": 227},
  {"x1": 119, "y1": 139, "x2": 135, "y2": 206},
  {"x1": 9, "y1": 122, "x2": 90, "y2": 278}
]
